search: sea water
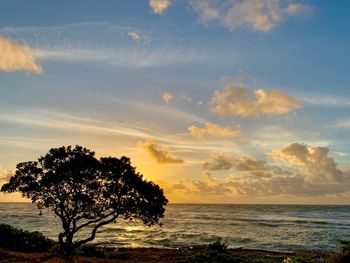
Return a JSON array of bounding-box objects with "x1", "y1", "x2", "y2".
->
[{"x1": 1, "y1": 203, "x2": 349, "y2": 252}]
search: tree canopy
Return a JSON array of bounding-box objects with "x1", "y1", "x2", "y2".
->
[{"x1": 1, "y1": 145, "x2": 168, "y2": 255}]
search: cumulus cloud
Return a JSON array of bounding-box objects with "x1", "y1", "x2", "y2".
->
[
  {"x1": 172, "y1": 142, "x2": 350, "y2": 197},
  {"x1": 188, "y1": 122, "x2": 241, "y2": 139},
  {"x1": 138, "y1": 139, "x2": 184, "y2": 164},
  {"x1": 162, "y1": 92, "x2": 174, "y2": 104},
  {"x1": 149, "y1": 0, "x2": 171, "y2": 14},
  {"x1": 270, "y1": 142, "x2": 344, "y2": 183},
  {"x1": 210, "y1": 84, "x2": 300, "y2": 117},
  {"x1": 0, "y1": 36, "x2": 43, "y2": 73},
  {"x1": 190, "y1": 0, "x2": 312, "y2": 32}
]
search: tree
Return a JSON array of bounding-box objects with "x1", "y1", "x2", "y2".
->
[{"x1": 1, "y1": 145, "x2": 168, "y2": 256}]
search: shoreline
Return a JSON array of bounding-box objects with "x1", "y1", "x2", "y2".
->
[{"x1": 0, "y1": 246, "x2": 338, "y2": 263}]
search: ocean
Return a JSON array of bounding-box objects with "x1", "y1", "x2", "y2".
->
[{"x1": 0, "y1": 203, "x2": 349, "y2": 252}]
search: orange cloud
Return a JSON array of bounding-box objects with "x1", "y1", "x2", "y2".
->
[
  {"x1": 210, "y1": 84, "x2": 300, "y2": 117},
  {"x1": 162, "y1": 92, "x2": 174, "y2": 104},
  {"x1": 138, "y1": 139, "x2": 184, "y2": 164},
  {"x1": 0, "y1": 37, "x2": 42, "y2": 73},
  {"x1": 149, "y1": 0, "x2": 171, "y2": 14},
  {"x1": 188, "y1": 122, "x2": 241, "y2": 139}
]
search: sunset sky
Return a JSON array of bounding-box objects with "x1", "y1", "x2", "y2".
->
[{"x1": 1, "y1": 0, "x2": 350, "y2": 204}]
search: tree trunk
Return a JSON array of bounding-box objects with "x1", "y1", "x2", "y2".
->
[{"x1": 58, "y1": 232, "x2": 75, "y2": 261}]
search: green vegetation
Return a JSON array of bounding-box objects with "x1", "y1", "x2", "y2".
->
[{"x1": 0, "y1": 224, "x2": 54, "y2": 253}]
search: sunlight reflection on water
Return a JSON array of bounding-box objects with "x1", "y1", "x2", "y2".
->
[{"x1": 1, "y1": 203, "x2": 349, "y2": 252}]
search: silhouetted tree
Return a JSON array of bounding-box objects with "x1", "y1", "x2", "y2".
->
[{"x1": 1, "y1": 145, "x2": 168, "y2": 256}]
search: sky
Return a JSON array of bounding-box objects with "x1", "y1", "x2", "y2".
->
[{"x1": 1, "y1": 0, "x2": 350, "y2": 204}]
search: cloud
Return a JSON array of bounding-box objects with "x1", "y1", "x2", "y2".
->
[
  {"x1": 138, "y1": 139, "x2": 184, "y2": 164},
  {"x1": 190, "y1": 180, "x2": 232, "y2": 195},
  {"x1": 190, "y1": 0, "x2": 220, "y2": 22},
  {"x1": 179, "y1": 91, "x2": 193, "y2": 102},
  {"x1": 330, "y1": 118, "x2": 350, "y2": 129},
  {"x1": 233, "y1": 156, "x2": 270, "y2": 172},
  {"x1": 173, "y1": 142, "x2": 350, "y2": 197},
  {"x1": 270, "y1": 142, "x2": 344, "y2": 183},
  {"x1": 162, "y1": 92, "x2": 174, "y2": 104},
  {"x1": 34, "y1": 47, "x2": 203, "y2": 68},
  {"x1": 149, "y1": 0, "x2": 171, "y2": 14},
  {"x1": 127, "y1": 32, "x2": 150, "y2": 43},
  {"x1": 210, "y1": 84, "x2": 300, "y2": 117},
  {"x1": 203, "y1": 154, "x2": 234, "y2": 171},
  {"x1": 188, "y1": 122, "x2": 241, "y2": 139},
  {"x1": 224, "y1": 0, "x2": 283, "y2": 32},
  {"x1": 302, "y1": 95, "x2": 350, "y2": 108},
  {"x1": 286, "y1": 3, "x2": 313, "y2": 16},
  {"x1": 1, "y1": 22, "x2": 207, "y2": 69},
  {"x1": 190, "y1": 0, "x2": 313, "y2": 32},
  {"x1": 0, "y1": 36, "x2": 42, "y2": 73},
  {"x1": 0, "y1": 169, "x2": 13, "y2": 182},
  {"x1": 127, "y1": 32, "x2": 142, "y2": 42},
  {"x1": 203, "y1": 154, "x2": 269, "y2": 172}
]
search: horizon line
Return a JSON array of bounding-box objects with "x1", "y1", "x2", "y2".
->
[{"x1": 0, "y1": 201, "x2": 349, "y2": 206}]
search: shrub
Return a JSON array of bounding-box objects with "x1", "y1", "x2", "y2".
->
[
  {"x1": 75, "y1": 244, "x2": 107, "y2": 258},
  {"x1": 0, "y1": 224, "x2": 54, "y2": 252},
  {"x1": 330, "y1": 240, "x2": 350, "y2": 263},
  {"x1": 186, "y1": 239, "x2": 241, "y2": 263}
]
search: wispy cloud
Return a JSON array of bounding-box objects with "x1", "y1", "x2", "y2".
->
[
  {"x1": 1, "y1": 22, "x2": 206, "y2": 68},
  {"x1": 188, "y1": 122, "x2": 241, "y2": 139},
  {"x1": 0, "y1": 107, "x2": 232, "y2": 159},
  {"x1": 0, "y1": 108, "x2": 154, "y2": 139},
  {"x1": 330, "y1": 119, "x2": 350, "y2": 129},
  {"x1": 127, "y1": 31, "x2": 151, "y2": 43},
  {"x1": 33, "y1": 46, "x2": 202, "y2": 68},
  {"x1": 302, "y1": 95, "x2": 350, "y2": 108},
  {"x1": 190, "y1": 0, "x2": 220, "y2": 23},
  {"x1": 0, "y1": 36, "x2": 42, "y2": 73}
]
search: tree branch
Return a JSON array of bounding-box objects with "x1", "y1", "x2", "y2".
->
[
  {"x1": 74, "y1": 212, "x2": 119, "y2": 248},
  {"x1": 73, "y1": 210, "x2": 116, "y2": 234}
]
